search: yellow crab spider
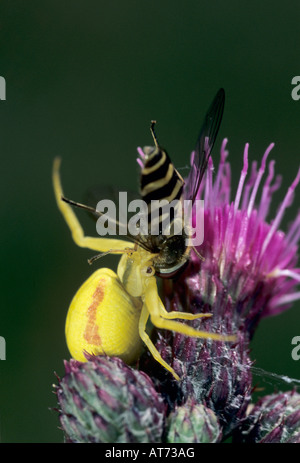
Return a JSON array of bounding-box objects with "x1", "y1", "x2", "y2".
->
[{"x1": 53, "y1": 158, "x2": 235, "y2": 380}]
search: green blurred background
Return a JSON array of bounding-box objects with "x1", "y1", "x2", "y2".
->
[{"x1": 0, "y1": 1, "x2": 299, "y2": 442}]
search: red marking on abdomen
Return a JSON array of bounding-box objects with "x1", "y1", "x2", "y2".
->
[{"x1": 84, "y1": 279, "x2": 105, "y2": 345}]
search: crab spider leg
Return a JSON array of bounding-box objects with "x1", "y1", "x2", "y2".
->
[
  {"x1": 144, "y1": 276, "x2": 236, "y2": 342},
  {"x1": 157, "y1": 299, "x2": 212, "y2": 321},
  {"x1": 53, "y1": 158, "x2": 133, "y2": 253},
  {"x1": 138, "y1": 304, "x2": 180, "y2": 380}
]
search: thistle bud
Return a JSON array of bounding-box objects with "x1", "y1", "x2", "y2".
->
[
  {"x1": 167, "y1": 399, "x2": 222, "y2": 443},
  {"x1": 235, "y1": 391, "x2": 300, "y2": 443},
  {"x1": 55, "y1": 355, "x2": 165, "y2": 443}
]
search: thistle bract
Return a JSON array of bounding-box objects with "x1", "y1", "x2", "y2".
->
[
  {"x1": 235, "y1": 391, "x2": 300, "y2": 443},
  {"x1": 167, "y1": 399, "x2": 222, "y2": 443},
  {"x1": 55, "y1": 356, "x2": 165, "y2": 443}
]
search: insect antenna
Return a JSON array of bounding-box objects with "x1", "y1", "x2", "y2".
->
[
  {"x1": 88, "y1": 251, "x2": 115, "y2": 265},
  {"x1": 150, "y1": 120, "x2": 159, "y2": 148},
  {"x1": 62, "y1": 196, "x2": 100, "y2": 216},
  {"x1": 192, "y1": 245, "x2": 205, "y2": 261},
  {"x1": 87, "y1": 249, "x2": 129, "y2": 265}
]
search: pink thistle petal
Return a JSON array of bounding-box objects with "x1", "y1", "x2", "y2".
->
[
  {"x1": 247, "y1": 143, "x2": 274, "y2": 216},
  {"x1": 285, "y1": 211, "x2": 300, "y2": 249},
  {"x1": 136, "y1": 158, "x2": 144, "y2": 169},
  {"x1": 137, "y1": 146, "x2": 145, "y2": 159},
  {"x1": 273, "y1": 292, "x2": 300, "y2": 309},
  {"x1": 241, "y1": 160, "x2": 257, "y2": 210},
  {"x1": 234, "y1": 143, "x2": 249, "y2": 212},
  {"x1": 261, "y1": 167, "x2": 300, "y2": 256}
]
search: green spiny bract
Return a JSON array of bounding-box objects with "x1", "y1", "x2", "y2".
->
[{"x1": 55, "y1": 355, "x2": 165, "y2": 443}]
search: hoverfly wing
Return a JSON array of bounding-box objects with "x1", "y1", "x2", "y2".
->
[
  {"x1": 84, "y1": 185, "x2": 139, "y2": 223},
  {"x1": 84, "y1": 185, "x2": 116, "y2": 221},
  {"x1": 185, "y1": 88, "x2": 225, "y2": 204}
]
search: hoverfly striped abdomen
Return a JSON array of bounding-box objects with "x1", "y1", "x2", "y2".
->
[
  {"x1": 140, "y1": 147, "x2": 184, "y2": 204},
  {"x1": 139, "y1": 122, "x2": 185, "y2": 239}
]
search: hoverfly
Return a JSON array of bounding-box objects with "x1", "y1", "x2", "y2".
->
[
  {"x1": 53, "y1": 88, "x2": 234, "y2": 380},
  {"x1": 136, "y1": 88, "x2": 225, "y2": 277}
]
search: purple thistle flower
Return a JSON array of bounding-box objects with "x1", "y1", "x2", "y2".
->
[
  {"x1": 145, "y1": 139, "x2": 300, "y2": 436},
  {"x1": 192, "y1": 138, "x2": 300, "y2": 327}
]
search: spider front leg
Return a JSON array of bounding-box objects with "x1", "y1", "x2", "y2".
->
[
  {"x1": 138, "y1": 304, "x2": 180, "y2": 381},
  {"x1": 144, "y1": 276, "x2": 236, "y2": 343},
  {"x1": 53, "y1": 158, "x2": 133, "y2": 254}
]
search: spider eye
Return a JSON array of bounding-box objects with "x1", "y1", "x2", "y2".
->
[{"x1": 142, "y1": 265, "x2": 155, "y2": 276}]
